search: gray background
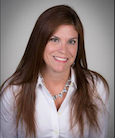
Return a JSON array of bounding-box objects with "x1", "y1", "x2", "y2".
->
[{"x1": 1, "y1": 0, "x2": 114, "y2": 137}]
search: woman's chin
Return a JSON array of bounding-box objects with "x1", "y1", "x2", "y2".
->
[{"x1": 51, "y1": 66, "x2": 70, "y2": 73}]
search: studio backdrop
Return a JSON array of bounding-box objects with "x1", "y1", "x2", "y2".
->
[{"x1": 1, "y1": 0, "x2": 114, "y2": 138}]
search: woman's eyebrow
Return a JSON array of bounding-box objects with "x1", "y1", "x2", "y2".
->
[
  {"x1": 52, "y1": 36, "x2": 78, "y2": 39},
  {"x1": 51, "y1": 35, "x2": 60, "y2": 39},
  {"x1": 69, "y1": 37, "x2": 78, "y2": 39}
]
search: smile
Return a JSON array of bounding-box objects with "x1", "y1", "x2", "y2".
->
[{"x1": 53, "y1": 56, "x2": 68, "y2": 62}]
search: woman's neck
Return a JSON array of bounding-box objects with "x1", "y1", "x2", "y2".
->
[{"x1": 41, "y1": 67, "x2": 71, "y2": 86}]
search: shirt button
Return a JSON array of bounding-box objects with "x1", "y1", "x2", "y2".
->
[
  {"x1": 54, "y1": 131, "x2": 58, "y2": 134},
  {"x1": 58, "y1": 112, "x2": 61, "y2": 115},
  {"x1": 70, "y1": 82, "x2": 73, "y2": 86}
]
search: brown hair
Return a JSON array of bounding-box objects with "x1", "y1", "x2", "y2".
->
[{"x1": 0, "y1": 5, "x2": 109, "y2": 137}]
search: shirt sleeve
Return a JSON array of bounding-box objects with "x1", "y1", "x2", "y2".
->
[
  {"x1": 1, "y1": 85, "x2": 18, "y2": 138},
  {"x1": 88, "y1": 78, "x2": 109, "y2": 138}
]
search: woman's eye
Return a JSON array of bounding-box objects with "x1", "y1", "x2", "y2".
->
[
  {"x1": 50, "y1": 38, "x2": 59, "y2": 43},
  {"x1": 69, "y1": 40, "x2": 76, "y2": 45}
]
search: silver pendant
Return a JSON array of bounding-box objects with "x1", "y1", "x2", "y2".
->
[
  {"x1": 58, "y1": 92, "x2": 63, "y2": 97},
  {"x1": 62, "y1": 88, "x2": 68, "y2": 93},
  {"x1": 53, "y1": 95, "x2": 57, "y2": 100}
]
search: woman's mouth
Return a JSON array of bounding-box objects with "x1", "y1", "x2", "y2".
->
[{"x1": 53, "y1": 56, "x2": 68, "y2": 62}]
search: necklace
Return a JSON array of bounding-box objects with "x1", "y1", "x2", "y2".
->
[{"x1": 41, "y1": 75, "x2": 71, "y2": 100}]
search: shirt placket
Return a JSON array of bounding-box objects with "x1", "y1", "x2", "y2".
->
[
  {"x1": 51, "y1": 107, "x2": 60, "y2": 138},
  {"x1": 41, "y1": 83, "x2": 60, "y2": 138}
]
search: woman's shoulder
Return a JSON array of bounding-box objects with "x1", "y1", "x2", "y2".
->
[
  {"x1": 1, "y1": 79, "x2": 21, "y2": 105},
  {"x1": 1, "y1": 80, "x2": 21, "y2": 121}
]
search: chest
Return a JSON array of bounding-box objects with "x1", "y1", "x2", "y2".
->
[{"x1": 32, "y1": 85, "x2": 89, "y2": 138}]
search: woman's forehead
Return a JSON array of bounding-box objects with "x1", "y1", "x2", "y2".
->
[{"x1": 52, "y1": 25, "x2": 78, "y2": 37}]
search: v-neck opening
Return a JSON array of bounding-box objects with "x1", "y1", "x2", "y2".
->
[{"x1": 56, "y1": 85, "x2": 72, "y2": 112}]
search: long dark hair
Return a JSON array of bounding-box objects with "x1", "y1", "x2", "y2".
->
[{"x1": 1, "y1": 5, "x2": 109, "y2": 137}]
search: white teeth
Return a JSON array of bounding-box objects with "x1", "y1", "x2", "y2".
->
[{"x1": 54, "y1": 56, "x2": 68, "y2": 61}]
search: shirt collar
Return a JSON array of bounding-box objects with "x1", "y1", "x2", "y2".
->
[
  {"x1": 36, "y1": 73, "x2": 43, "y2": 87},
  {"x1": 70, "y1": 67, "x2": 77, "y2": 89},
  {"x1": 36, "y1": 67, "x2": 77, "y2": 89}
]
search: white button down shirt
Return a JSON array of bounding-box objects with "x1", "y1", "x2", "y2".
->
[{"x1": 1, "y1": 68, "x2": 109, "y2": 138}]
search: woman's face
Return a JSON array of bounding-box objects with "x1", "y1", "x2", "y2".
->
[{"x1": 43, "y1": 25, "x2": 78, "y2": 74}]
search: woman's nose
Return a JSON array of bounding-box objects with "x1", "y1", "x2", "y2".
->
[{"x1": 57, "y1": 42, "x2": 67, "y2": 54}]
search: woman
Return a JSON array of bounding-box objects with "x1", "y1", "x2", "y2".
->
[{"x1": 1, "y1": 5, "x2": 109, "y2": 138}]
